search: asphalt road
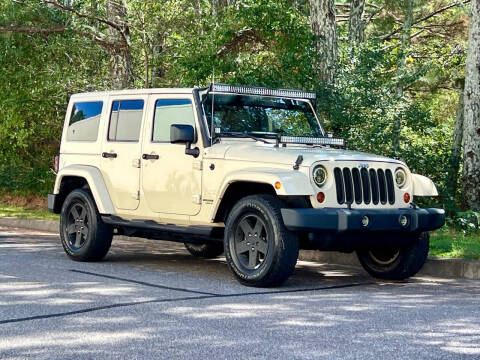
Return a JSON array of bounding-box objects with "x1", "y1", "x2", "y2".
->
[{"x1": 0, "y1": 226, "x2": 479, "y2": 360}]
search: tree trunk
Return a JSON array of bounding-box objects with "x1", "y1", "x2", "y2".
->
[
  {"x1": 393, "y1": 0, "x2": 414, "y2": 153},
  {"x1": 446, "y1": 83, "x2": 464, "y2": 210},
  {"x1": 212, "y1": 0, "x2": 235, "y2": 16},
  {"x1": 348, "y1": 0, "x2": 365, "y2": 47},
  {"x1": 463, "y1": 0, "x2": 480, "y2": 211},
  {"x1": 105, "y1": 0, "x2": 134, "y2": 89},
  {"x1": 309, "y1": 0, "x2": 338, "y2": 85}
]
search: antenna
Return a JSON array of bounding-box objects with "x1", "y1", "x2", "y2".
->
[{"x1": 210, "y1": 68, "x2": 215, "y2": 146}]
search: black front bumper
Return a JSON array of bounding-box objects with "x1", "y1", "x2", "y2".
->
[{"x1": 281, "y1": 207, "x2": 445, "y2": 234}]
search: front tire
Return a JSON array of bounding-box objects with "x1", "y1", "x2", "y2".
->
[
  {"x1": 184, "y1": 241, "x2": 224, "y2": 258},
  {"x1": 224, "y1": 195, "x2": 298, "y2": 287},
  {"x1": 356, "y1": 232, "x2": 429, "y2": 280},
  {"x1": 60, "y1": 189, "x2": 113, "y2": 261}
]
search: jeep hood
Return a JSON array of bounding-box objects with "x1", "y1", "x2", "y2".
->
[{"x1": 205, "y1": 141, "x2": 404, "y2": 167}]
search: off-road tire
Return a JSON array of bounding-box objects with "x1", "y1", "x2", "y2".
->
[
  {"x1": 60, "y1": 189, "x2": 113, "y2": 261},
  {"x1": 224, "y1": 194, "x2": 298, "y2": 287},
  {"x1": 184, "y1": 241, "x2": 224, "y2": 258},
  {"x1": 356, "y1": 232, "x2": 430, "y2": 280}
]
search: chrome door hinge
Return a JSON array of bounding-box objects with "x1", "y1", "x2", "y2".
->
[
  {"x1": 132, "y1": 190, "x2": 140, "y2": 200},
  {"x1": 132, "y1": 159, "x2": 141, "y2": 168},
  {"x1": 192, "y1": 194, "x2": 202, "y2": 204},
  {"x1": 193, "y1": 160, "x2": 203, "y2": 171}
]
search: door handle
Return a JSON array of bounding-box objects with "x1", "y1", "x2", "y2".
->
[
  {"x1": 142, "y1": 154, "x2": 159, "y2": 160},
  {"x1": 102, "y1": 152, "x2": 117, "y2": 158}
]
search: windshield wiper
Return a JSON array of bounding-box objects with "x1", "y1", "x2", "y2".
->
[{"x1": 214, "y1": 132, "x2": 271, "y2": 144}]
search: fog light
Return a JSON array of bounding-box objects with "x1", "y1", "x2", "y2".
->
[
  {"x1": 400, "y1": 215, "x2": 408, "y2": 227},
  {"x1": 361, "y1": 216, "x2": 369, "y2": 227},
  {"x1": 404, "y1": 193, "x2": 411, "y2": 203},
  {"x1": 317, "y1": 192, "x2": 325, "y2": 203}
]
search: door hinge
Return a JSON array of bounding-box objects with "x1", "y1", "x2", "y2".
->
[
  {"x1": 133, "y1": 190, "x2": 140, "y2": 200},
  {"x1": 192, "y1": 194, "x2": 202, "y2": 204},
  {"x1": 192, "y1": 160, "x2": 203, "y2": 171},
  {"x1": 132, "y1": 159, "x2": 141, "y2": 168}
]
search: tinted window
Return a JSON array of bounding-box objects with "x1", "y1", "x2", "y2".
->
[
  {"x1": 108, "y1": 100, "x2": 144, "y2": 142},
  {"x1": 153, "y1": 99, "x2": 195, "y2": 142},
  {"x1": 67, "y1": 101, "x2": 103, "y2": 141},
  {"x1": 202, "y1": 94, "x2": 321, "y2": 137}
]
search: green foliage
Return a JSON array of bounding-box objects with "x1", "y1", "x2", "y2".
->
[
  {"x1": 430, "y1": 226, "x2": 480, "y2": 260},
  {"x1": 0, "y1": 0, "x2": 472, "y2": 219},
  {"x1": 0, "y1": 0, "x2": 110, "y2": 195},
  {"x1": 0, "y1": 203, "x2": 59, "y2": 220},
  {"x1": 447, "y1": 211, "x2": 480, "y2": 235}
]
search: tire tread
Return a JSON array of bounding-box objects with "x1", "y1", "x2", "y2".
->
[{"x1": 224, "y1": 194, "x2": 298, "y2": 287}]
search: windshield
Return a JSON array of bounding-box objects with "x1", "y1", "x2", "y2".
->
[{"x1": 202, "y1": 93, "x2": 323, "y2": 138}]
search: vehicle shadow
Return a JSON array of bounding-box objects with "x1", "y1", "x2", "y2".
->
[{"x1": 105, "y1": 236, "x2": 377, "y2": 289}]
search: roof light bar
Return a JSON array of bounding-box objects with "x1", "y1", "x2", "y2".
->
[
  {"x1": 280, "y1": 136, "x2": 346, "y2": 148},
  {"x1": 211, "y1": 83, "x2": 316, "y2": 101}
]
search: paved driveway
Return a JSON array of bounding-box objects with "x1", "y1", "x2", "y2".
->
[{"x1": 0, "y1": 226, "x2": 479, "y2": 359}]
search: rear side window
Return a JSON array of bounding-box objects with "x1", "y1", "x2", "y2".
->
[
  {"x1": 152, "y1": 99, "x2": 195, "y2": 142},
  {"x1": 108, "y1": 100, "x2": 144, "y2": 142},
  {"x1": 67, "y1": 101, "x2": 103, "y2": 141}
]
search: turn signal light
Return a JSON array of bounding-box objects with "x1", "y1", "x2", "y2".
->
[
  {"x1": 317, "y1": 192, "x2": 325, "y2": 203},
  {"x1": 404, "y1": 192, "x2": 411, "y2": 203},
  {"x1": 275, "y1": 181, "x2": 282, "y2": 190}
]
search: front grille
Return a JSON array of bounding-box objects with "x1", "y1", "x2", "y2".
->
[{"x1": 334, "y1": 167, "x2": 395, "y2": 205}]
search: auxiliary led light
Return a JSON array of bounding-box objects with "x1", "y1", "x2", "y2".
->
[
  {"x1": 280, "y1": 136, "x2": 346, "y2": 148},
  {"x1": 211, "y1": 83, "x2": 317, "y2": 100}
]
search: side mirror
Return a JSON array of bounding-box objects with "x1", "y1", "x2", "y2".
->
[
  {"x1": 170, "y1": 124, "x2": 195, "y2": 144},
  {"x1": 170, "y1": 124, "x2": 200, "y2": 158}
]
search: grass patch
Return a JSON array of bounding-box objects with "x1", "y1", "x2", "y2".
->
[
  {"x1": 430, "y1": 227, "x2": 480, "y2": 260},
  {"x1": 0, "y1": 204, "x2": 59, "y2": 221}
]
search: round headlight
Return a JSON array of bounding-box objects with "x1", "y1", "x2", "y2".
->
[
  {"x1": 395, "y1": 168, "x2": 407, "y2": 188},
  {"x1": 313, "y1": 165, "x2": 328, "y2": 187}
]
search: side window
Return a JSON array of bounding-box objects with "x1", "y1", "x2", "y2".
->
[
  {"x1": 152, "y1": 99, "x2": 195, "y2": 142},
  {"x1": 67, "y1": 101, "x2": 103, "y2": 141},
  {"x1": 108, "y1": 99, "x2": 144, "y2": 142}
]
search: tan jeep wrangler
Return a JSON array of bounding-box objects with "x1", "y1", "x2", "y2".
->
[{"x1": 48, "y1": 83, "x2": 445, "y2": 287}]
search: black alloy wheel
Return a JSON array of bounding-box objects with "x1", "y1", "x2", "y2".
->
[
  {"x1": 60, "y1": 189, "x2": 113, "y2": 262},
  {"x1": 65, "y1": 201, "x2": 90, "y2": 250},
  {"x1": 224, "y1": 195, "x2": 298, "y2": 287},
  {"x1": 356, "y1": 232, "x2": 430, "y2": 280},
  {"x1": 232, "y1": 213, "x2": 270, "y2": 270}
]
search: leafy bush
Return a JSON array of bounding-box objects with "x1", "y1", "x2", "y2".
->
[{"x1": 448, "y1": 211, "x2": 480, "y2": 235}]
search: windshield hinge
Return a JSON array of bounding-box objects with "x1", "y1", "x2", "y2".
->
[{"x1": 293, "y1": 155, "x2": 303, "y2": 170}]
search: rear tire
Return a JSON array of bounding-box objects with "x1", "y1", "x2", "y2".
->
[
  {"x1": 60, "y1": 189, "x2": 113, "y2": 261},
  {"x1": 184, "y1": 241, "x2": 224, "y2": 259},
  {"x1": 356, "y1": 232, "x2": 429, "y2": 280},
  {"x1": 224, "y1": 195, "x2": 298, "y2": 287}
]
